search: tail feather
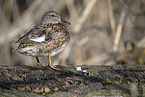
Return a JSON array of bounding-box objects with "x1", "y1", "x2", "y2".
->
[{"x1": 12, "y1": 48, "x2": 18, "y2": 52}]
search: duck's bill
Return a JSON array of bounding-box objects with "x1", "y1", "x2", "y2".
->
[{"x1": 58, "y1": 20, "x2": 71, "y2": 25}]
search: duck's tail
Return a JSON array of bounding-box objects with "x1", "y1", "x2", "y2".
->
[{"x1": 12, "y1": 48, "x2": 18, "y2": 52}]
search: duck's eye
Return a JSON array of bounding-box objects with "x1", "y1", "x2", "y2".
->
[{"x1": 51, "y1": 15, "x2": 56, "y2": 17}]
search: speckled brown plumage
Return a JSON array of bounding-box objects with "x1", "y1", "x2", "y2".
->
[
  {"x1": 11, "y1": 11, "x2": 71, "y2": 70},
  {"x1": 14, "y1": 23, "x2": 70, "y2": 57}
]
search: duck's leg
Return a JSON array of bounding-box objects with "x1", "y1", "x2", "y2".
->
[
  {"x1": 36, "y1": 56, "x2": 42, "y2": 66},
  {"x1": 48, "y1": 54, "x2": 60, "y2": 71}
]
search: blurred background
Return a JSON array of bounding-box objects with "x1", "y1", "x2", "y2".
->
[{"x1": 0, "y1": 0, "x2": 145, "y2": 66}]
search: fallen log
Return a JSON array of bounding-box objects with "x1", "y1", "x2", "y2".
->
[{"x1": 0, "y1": 64, "x2": 144, "y2": 96}]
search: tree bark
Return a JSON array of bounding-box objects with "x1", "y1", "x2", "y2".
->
[{"x1": 0, "y1": 64, "x2": 144, "y2": 96}]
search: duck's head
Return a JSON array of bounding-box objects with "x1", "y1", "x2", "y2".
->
[{"x1": 42, "y1": 11, "x2": 71, "y2": 25}]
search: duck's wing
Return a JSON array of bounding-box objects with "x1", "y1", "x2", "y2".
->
[
  {"x1": 29, "y1": 24, "x2": 65, "y2": 43},
  {"x1": 14, "y1": 24, "x2": 48, "y2": 44},
  {"x1": 12, "y1": 24, "x2": 67, "y2": 44}
]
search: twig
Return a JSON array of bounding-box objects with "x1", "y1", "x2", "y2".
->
[
  {"x1": 10, "y1": 0, "x2": 20, "y2": 22},
  {"x1": 73, "y1": 0, "x2": 98, "y2": 33},
  {"x1": 113, "y1": 9, "x2": 126, "y2": 52},
  {"x1": 108, "y1": 0, "x2": 116, "y2": 38}
]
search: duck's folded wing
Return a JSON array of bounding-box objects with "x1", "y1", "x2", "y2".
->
[
  {"x1": 14, "y1": 29, "x2": 33, "y2": 43},
  {"x1": 12, "y1": 24, "x2": 62, "y2": 44},
  {"x1": 28, "y1": 29, "x2": 46, "y2": 42},
  {"x1": 14, "y1": 25, "x2": 47, "y2": 43}
]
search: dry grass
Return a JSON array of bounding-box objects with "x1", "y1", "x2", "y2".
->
[{"x1": 0, "y1": 0, "x2": 145, "y2": 66}]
